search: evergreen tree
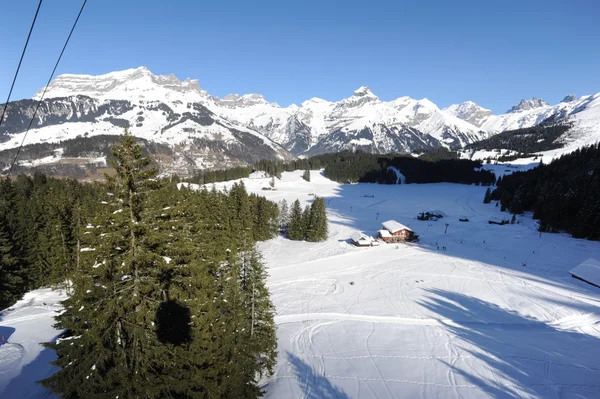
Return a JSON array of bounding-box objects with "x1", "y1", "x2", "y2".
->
[
  {"x1": 483, "y1": 188, "x2": 492, "y2": 204},
  {"x1": 305, "y1": 197, "x2": 328, "y2": 242},
  {"x1": 278, "y1": 199, "x2": 289, "y2": 233},
  {"x1": 40, "y1": 131, "x2": 173, "y2": 397},
  {"x1": 237, "y1": 249, "x2": 277, "y2": 387},
  {"x1": 302, "y1": 168, "x2": 310, "y2": 182},
  {"x1": 0, "y1": 222, "x2": 24, "y2": 309},
  {"x1": 287, "y1": 199, "x2": 304, "y2": 240},
  {"x1": 301, "y1": 205, "x2": 311, "y2": 240},
  {"x1": 511, "y1": 214, "x2": 517, "y2": 224}
]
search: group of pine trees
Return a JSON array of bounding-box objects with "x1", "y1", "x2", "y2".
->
[
  {"x1": 1, "y1": 131, "x2": 280, "y2": 398},
  {"x1": 487, "y1": 143, "x2": 600, "y2": 240},
  {"x1": 0, "y1": 174, "x2": 101, "y2": 309},
  {"x1": 279, "y1": 198, "x2": 328, "y2": 242},
  {"x1": 466, "y1": 124, "x2": 571, "y2": 155},
  {"x1": 251, "y1": 151, "x2": 495, "y2": 185},
  {"x1": 188, "y1": 149, "x2": 494, "y2": 188}
]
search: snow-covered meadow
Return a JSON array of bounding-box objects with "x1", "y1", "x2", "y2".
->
[{"x1": 2, "y1": 169, "x2": 600, "y2": 398}]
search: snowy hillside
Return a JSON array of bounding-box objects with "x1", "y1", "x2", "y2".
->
[{"x1": 0, "y1": 68, "x2": 295, "y2": 176}]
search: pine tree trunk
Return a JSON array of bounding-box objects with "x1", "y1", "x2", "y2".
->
[{"x1": 251, "y1": 281, "x2": 255, "y2": 337}]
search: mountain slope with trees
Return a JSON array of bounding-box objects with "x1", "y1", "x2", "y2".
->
[{"x1": 490, "y1": 143, "x2": 600, "y2": 240}]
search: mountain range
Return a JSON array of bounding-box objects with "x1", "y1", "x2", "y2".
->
[{"x1": 1, "y1": 66, "x2": 599, "y2": 176}]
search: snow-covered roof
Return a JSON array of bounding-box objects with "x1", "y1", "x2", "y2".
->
[
  {"x1": 378, "y1": 229, "x2": 392, "y2": 238},
  {"x1": 570, "y1": 258, "x2": 600, "y2": 287},
  {"x1": 381, "y1": 220, "x2": 413, "y2": 233},
  {"x1": 351, "y1": 232, "x2": 370, "y2": 242}
]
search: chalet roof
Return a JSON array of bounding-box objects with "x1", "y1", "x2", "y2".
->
[
  {"x1": 378, "y1": 229, "x2": 392, "y2": 238},
  {"x1": 570, "y1": 258, "x2": 600, "y2": 287},
  {"x1": 351, "y1": 232, "x2": 371, "y2": 242},
  {"x1": 381, "y1": 220, "x2": 413, "y2": 234}
]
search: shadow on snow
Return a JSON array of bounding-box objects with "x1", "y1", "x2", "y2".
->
[
  {"x1": 418, "y1": 288, "x2": 600, "y2": 398},
  {"x1": 286, "y1": 351, "x2": 350, "y2": 399}
]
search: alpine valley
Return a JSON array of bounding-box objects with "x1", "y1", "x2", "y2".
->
[{"x1": 1, "y1": 66, "x2": 599, "y2": 178}]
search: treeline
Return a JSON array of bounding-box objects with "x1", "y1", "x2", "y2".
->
[
  {"x1": 466, "y1": 124, "x2": 571, "y2": 154},
  {"x1": 318, "y1": 151, "x2": 495, "y2": 185},
  {"x1": 490, "y1": 144, "x2": 600, "y2": 240},
  {"x1": 414, "y1": 147, "x2": 460, "y2": 162},
  {"x1": 184, "y1": 165, "x2": 252, "y2": 184},
  {"x1": 2, "y1": 133, "x2": 280, "y2": 397},
  {"x1": 205, "y1": 150, "x2": 494, "y2": 186}
]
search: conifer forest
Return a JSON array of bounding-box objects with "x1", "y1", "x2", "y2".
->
[{"x1": 2, "y1": 132, "x2": 280, "y2": 398}]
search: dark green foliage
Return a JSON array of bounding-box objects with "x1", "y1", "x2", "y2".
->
[
  {"x1": 301, "y1": 151, "x2": 494, "y2": 185},
  {"x1": 185, "y1": 165, "x2": 252, "y2": 184},
  {"x1": 285, "y1": 198, "x2": 328, "y2": 242},
  {"x1": 483, "y1": 188, "x2": 492, "y2": 204},
  {"x1": 466, "y1": 124, "x2": 571, "y2": 154},
  {"x1": 0, "y1": 174, "x2": 100, "y2": 310},
  {"x1": 188, "y1": 150, "x2": 493, "y2": 187},
  {"x1": 305, "y1": 197, "x2": 328, "y2": 242},
  {"x1": 37, "y1": 131, "x2": 279, "y2": 398},
  {"x1": 416, "y1": 148, "x2": 460, "y2": 162},
  {"x1": 493, "y1": 144, "x2": 600, "y2": 240},
  {"x1": 301, "y1": 206, "x2": 311, "y2": 239},
  {"x1": 287, "y1": 200, "x2": 305, "y2": 240}
]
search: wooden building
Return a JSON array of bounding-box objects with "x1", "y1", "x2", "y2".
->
[
  {"x1": 351, "y1": 232, "x2": 379, "y2": 247},
  {"x1": 379, "y1": 220, "x2": 415, "y2": 243}
]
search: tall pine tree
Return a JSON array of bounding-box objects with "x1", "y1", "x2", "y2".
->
[{"x1": 286, "y1": 199, "x2": 305, "y2": 240}]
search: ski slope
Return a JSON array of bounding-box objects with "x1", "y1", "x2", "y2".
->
[
  {"x1": 3, "y1": 171, "x2": 600, "y2": 398},
  {"x1": 208, "y1": 170, "x2": 600, "y2": 399}
]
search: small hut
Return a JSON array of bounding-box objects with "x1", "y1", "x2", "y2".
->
[{"x1": 351, "y1": 232, "x2": 378, "y2": 247}]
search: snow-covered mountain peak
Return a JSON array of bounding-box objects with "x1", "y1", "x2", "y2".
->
[
  {"x1": 214, "y1": 93, "x2": 271, "y2": 108},
  {"x1": 335, "y1": 86, "x2": 379, "y2": 109},
  {"x1": 241, "y1": 93, "x2": 269, "y2": 105},
  {"x1": 353, "y1": 85, "x2": 375, "y2": 97},
  {"x1": 301, "y1": 97, "x2": 331, "y2": 107},
  {"x1": 444, "y1": 101, "x2": 493, "y2": 128},
  {"x1": 507, "y1": 97, "x2": 549, "y2": 113},
  {"x1": 33, "y1": 66, "x2": 206, "y2": 102},
  {"x1": 561, "y1": 94, "x2": 578, "y2": 103}
]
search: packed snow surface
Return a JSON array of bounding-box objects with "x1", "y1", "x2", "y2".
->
[
  {"x1": 4, "y1": 170, "x2": 600, "y2": 398},
  {"x1": 0, "y1": 288, "x2": 66, "y2": 398}
]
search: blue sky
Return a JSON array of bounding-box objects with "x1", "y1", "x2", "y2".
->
[{"x1": 1, "y1": 0, "x2": 599, "y2": 113}]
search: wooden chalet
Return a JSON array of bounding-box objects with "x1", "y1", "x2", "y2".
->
[{"x1": 378, "y1": 220, "x2": 415, "y2": 243}]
